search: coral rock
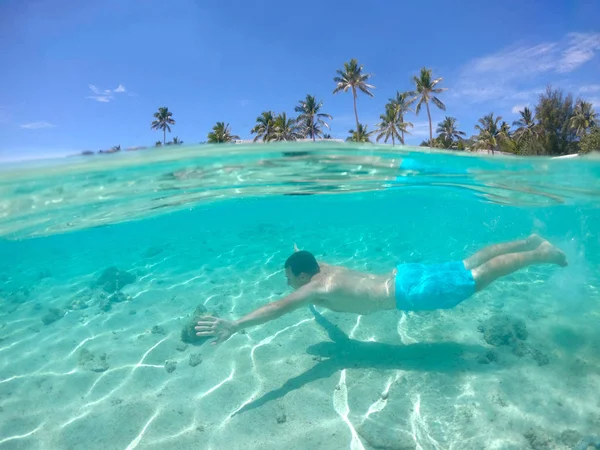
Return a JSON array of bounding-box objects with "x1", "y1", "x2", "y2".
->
[
  {"x1": 78, "y1": 348, "x2": 109, "y2": 372},
  {"x1": 165, "y1": 360, "x2": 177, "y2": 373},
  {"x1": 151, "y1": 325, "x2": 165, "y2": 335},
  {"x1": 94, "y1": 267, "x2": 136, "y2": 293},
  {"x1": 189, "y1": 353, "x2": 202, "y2": 367},
  {"x1": 42, "y1": 308, "x2": 66, "y2": 325},
  {"x1": 478, "y1": 314, "x2": 528, "y2": 347},
  {"x1": 180, "y1": 304, "x2": 213, "y2": 345}
]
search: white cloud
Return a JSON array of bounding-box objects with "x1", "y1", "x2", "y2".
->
[
  {"x1": 409, "y1": 121, "x2": 432, "y2": 137},
  {"x1": 579, "y1": 84, "x2": 600, "y2": 94},
  {"x1": 469, "y1": 43, "x2": 558, "y2": 77},
  {"x1": 20, "y1": 121, "x2": 55, "y2": 129},
  {"x1": 558, "y1": 33, "x2": 600, "y2": 72},
  {"x1": 467, "y1": 32, "x2": 600, "y2": 79},
  {"x1": 87, "y1": 95, "x2": 112, "y2": 103},
  {"x1": 86, "y1": 84, "x2": 128, "y2": 102},
  {"x1": 511, "y1": 104, "x2": 528, "y2": 114},
  {"x1": 454, "y1": 32, "x2": 600, "y2": 105}
]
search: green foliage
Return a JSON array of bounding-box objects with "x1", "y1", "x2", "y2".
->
[
  {"x1": 333, "y1": 59, "x2": 375, "y2": 131},
  {"x1": 511, "y1": 107, "x2": 542, "y2": 154},
  {"x1": 207, "y1": 122, "x2": 240, "y2": 143},
  {"x1": 376, "y1": 104, "x2": 411, "y2": 146},
  {"x1": 435, "y1": 116, "x2": 465, "y2": 149},
  {"x1": 346, "y1": 124, "x2": 372, "y2": 143},
  {"x1": 270, "y1": 112, "x2": 302, "y2": 141},
  {"x1": 579, "y1": 127, "x2": 600, "y2": 154},
  {"x1": 570, "y1": 100, "x2": 598, "y2": 137},
  {"x1": 419, "y1": 137, "x2": 445, "y2": 148},
  {"x1": 151, "y1": 107, "x2": 175, "y2": 145},
  {"x1": 388, "y1": 91, "x2": 415, "y2": 143},
  {"x1": 250, "y1": 111, "x2": 276, "y2": 142},
  {"x1": 534, "y1": 86, "x2": 577, "y2": 155},
  {"x1": 473, "y1": 113, "x2": 511, "y2": 154},
  {"x1": 409, "y1": 67, "x2": 446, "y2": 144},
  {"x1": 294, "y1": 95, "x2": 332, "y2": 141},
  {"x1": 166, "y1": 137, "x2": 183, "y2": 146}
]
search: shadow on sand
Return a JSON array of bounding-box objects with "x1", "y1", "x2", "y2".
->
[{"x1": 233, "y1": 306, "x2": 502, "y2": 416}]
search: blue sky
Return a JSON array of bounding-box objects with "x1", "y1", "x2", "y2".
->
[{"x1": 1, "y1": 0, "x2": 599, "y2": 161}]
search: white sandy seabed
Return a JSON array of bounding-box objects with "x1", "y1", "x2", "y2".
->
[{"x1": 1, "y1": 222, "x2": 599, "y2": 450}]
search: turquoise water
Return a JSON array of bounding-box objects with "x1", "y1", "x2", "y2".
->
[{"x1": 1, "y1": 144, "x2": 600, "y2": 450}]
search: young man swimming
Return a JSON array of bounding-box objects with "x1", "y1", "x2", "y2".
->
[{"x1": 195, "y1": 235, "x2": 567, "y2": 344}]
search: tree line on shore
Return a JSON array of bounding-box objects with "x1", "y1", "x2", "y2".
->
[{"x1": 88, "y1": 59, "x2": 599, "y2": 156}]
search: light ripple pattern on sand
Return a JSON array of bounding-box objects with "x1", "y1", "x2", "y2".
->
[
  {"x1": 125, "y1": 409, "x2": 161, "y2": 450},
  {"x1": 0, "y1": 423, "x2": 45, "y2": 445},
  {"x1": 362, "y1": 371, "x2": 404, "y2": 421},
  {"x1": 333, "y1": 369, "x2": 365, "y2": 450},
  {"x1": 198, "y1": 366, "x2": 236, "y2": 400}
]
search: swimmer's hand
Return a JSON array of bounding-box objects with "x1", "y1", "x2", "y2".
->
[
  {"x1": 195, "y1": 316, "x2": 237, "y2": 345},
  {"x1": 293, "y1": 243, "x2": 300, "y2": 252}
]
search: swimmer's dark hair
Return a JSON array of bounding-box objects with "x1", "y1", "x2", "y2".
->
[{"x1": 284, "y1": 251, "x2": 320, "y2": 277}]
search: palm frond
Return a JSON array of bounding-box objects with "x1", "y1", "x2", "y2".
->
[{"x1": 431, "y1": 96, "x2": 446, "y2": 111}]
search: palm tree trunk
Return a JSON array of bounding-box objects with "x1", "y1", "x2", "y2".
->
[
  {"x1": 400, "y1": 114, "x2": 405, "y2": 144},
  {"x1": 352, "y1": 86, "x2": 360, "y2": 132},
  {"x1": 163, "y1": 128, "x2": 166, "y2": 145},
  {"x1": 392, "y1": 135, "x2": 395, "y2": 146},
  {"x1": 426, "y1": 102, "x2": 433, "y2": 146},
  {"x1": 312, "y1": 122, "x2": 315, "y2": 142}
]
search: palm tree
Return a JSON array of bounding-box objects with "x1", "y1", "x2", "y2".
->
[
  {"x1": 472, "y1": 130, "x2": 498, "y2": 153},
  {"x1": 333, "y1": 58, "x2": 375, "y2": 132},
  {"x1": 474, "y1": 113, "x2": 508, "y2": 154},
  {"x1": 409, "y1": 67, "x2": 447, "y2": 145},
  {"x1": 295, "y1": 95, "x2": 332, "y2": 141},
  {"x1": 512, "y1": 107, "x2": 542, "y2": 154},
  {"x1": 346, "y1": 123, "x2": 372, "y2": 143},
  {"x1": 251, "y1": 111, "x2": 275, "y2": 142},
  {"x1": 323, "y1": 133, "x2": 332, "y2": 139},
  {"x1": 111, "y1": 145, "x2": 121, "y2": 152},
  {"x1": 388, "y1": 91, "x2": 415, "y2": 143},
  {"x1": 270, "y1": 113, "x2": 301, "y2": 141},
  {"x1": 207, "y1": 122, "x2": 240, "y2": 143},
  {"x1": 171, "y1": 137, "x2": 183, "y2": 145},
  {"x1": 570, "y1": 100, "x2": 598, "y2": 137},
  {"x1": 375, "y1": 104, "x2": 410, "y2": 146},
  {"x1": 151, "y1": 107, "x2": 175, "y2": 145},
  {"x1": 512, "y1": 107, "x2": 538, "y2": 142},
  {"x1": 155, "y1": 141, "x2": 162, "y2": 147},
  {"x1": 436, "y1": 116, "x2": 465, "y2": 148}
]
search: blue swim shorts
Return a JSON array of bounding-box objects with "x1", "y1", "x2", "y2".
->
[{"x1": 395, "y1": 261, "x2": 476, "y2": 311}]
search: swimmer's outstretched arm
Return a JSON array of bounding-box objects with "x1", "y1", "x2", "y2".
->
[{"x1": 195, "y1": 284, "x2": 318, "y2": 345}]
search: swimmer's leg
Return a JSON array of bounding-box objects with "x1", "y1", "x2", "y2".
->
[
  {"x1": 463, "y1": 234, "x2": 544, "y2": 270},
  {"x1": 470, "y1": 241, "x2": 567, "y2": 291}
]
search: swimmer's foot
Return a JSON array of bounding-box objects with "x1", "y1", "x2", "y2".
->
[
  {"x1": 526, "y1": 234, "x2": 545, "y2": 249},
  {"x1": 538, "y1": 241, "x2": 568, "y2": 267}
]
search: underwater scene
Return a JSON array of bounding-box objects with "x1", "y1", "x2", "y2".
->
[{"x1": 1, "y1": 143, "x2": 600, "y2": 450}]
